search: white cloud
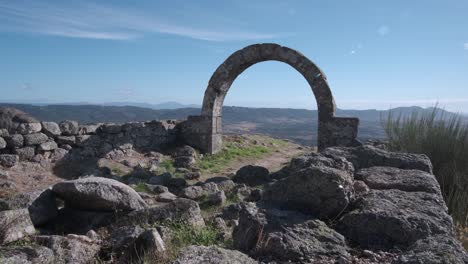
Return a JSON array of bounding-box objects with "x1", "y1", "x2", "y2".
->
[
  {"x1": 349, "y1": 50, "x2": 356, "y2": 55},
  {"x1": 0, "y1": 2, "x2": 278, "y2": 41},
  {"x1": 377, "y1": 25, "x2": 390, "y2": 36},
  {"x1": 464, "y1": 42, "x2": 468, "y2": 50}
]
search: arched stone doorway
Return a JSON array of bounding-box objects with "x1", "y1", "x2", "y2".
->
[{"x1": 180, "y1": 43, "x2": 360, "y2": 154}]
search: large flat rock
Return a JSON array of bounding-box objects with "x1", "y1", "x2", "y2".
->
[
  {"x1": 34, "y1": 234, "x2": 100, "y2": 264},
  {"x1": 172, "y1": 245, "x2": 257, "y2": 264},
  {"x1": 355, "y1": 166, "x2": 442, "y2": 194},
  {"x1": 396, "y1": 235, "x2": 468, "y2": 264},
  {"x1": 337, "y1": 189, "x2": 453, "y2": 250},
  {"x1": 232, "y1": 203, "x2": 349, "y2": 262},
  {"x1": 323, "y1": 145, "x2": 433, "y2": 173},
  {"x1": 51, "y1": 176, "x2": 147, "y2": 211},
  {"x1": 263, "y1": 164, "x2": 354, "y2": 220}
]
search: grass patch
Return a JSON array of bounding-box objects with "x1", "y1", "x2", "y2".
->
[
  {"x1": 148, "y1": 221, "x2": 228, "y2": 263},
  {"x1": 383, "y1": 107, "x2": 468, "y2": 228},
  {"x1": 160, "y1": 159, "x2": 175, "y2": 174},
  {"x1": 196, "y1": 142, "x2": 271, "y2": 174},
  {"x1": 132, "y1": 183, "x2": 150, "y2": 193}
]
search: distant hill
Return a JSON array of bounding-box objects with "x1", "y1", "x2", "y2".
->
[
  {"x1": 0, "y1": 103, "x2": 463, "y2": 146},
  {"x1": 102, "y1": 101, "x2": 200, "y2": 109}
]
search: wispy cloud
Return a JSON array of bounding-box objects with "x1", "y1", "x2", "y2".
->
[
  {"x1": 464, "y1": 42, "x2": 468, "y2": 50},
  {"x1": 0, "y1": 1, "x2": 277, "y2": 41},
  {"x1": 377, "y1": 25, "x2": 390, "y2": 36}
]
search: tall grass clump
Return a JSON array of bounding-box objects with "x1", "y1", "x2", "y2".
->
[{"x1": 383, "y1": 107, "x2": 468, "y2": 226}]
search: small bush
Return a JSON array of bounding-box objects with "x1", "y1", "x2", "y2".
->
[{"x1": 382, "y1": 107, "x2": 468, "y2": 226}]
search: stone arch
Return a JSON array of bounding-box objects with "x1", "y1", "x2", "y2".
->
[{"x1": 180, "y1": 43, "x2": 360, "y2": 154}]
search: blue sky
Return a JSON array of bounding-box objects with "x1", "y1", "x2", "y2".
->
[{"x1": 0, "y1": 0, "x2": 467, "y2": 111}]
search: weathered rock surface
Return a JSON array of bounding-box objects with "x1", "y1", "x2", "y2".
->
[
  {"x1": 107, "y1": 225, "x2": 144, "y2": 253},
  {"x1": 51, "y1": 176, "x2": 147, "y2": 211},
  {"x1": 290, "y1": 152, "x2": 354, "y2": 174},
  {"x1": 38, "y1": 141, "x2": 58, "y2": 151},
  {"x1": 23, "y1": 133, "x2": 48, "y2": 146},
  {"x1": 115, "y1": 198, "x2": 205, "y2": 228},
  {"x1": 78, "y1": 124, "x2": 99, "y2": 135},
  {"x1": 219, "y1": 203, "x2": 242, "y2": 221},
  {"x1": 0, "y1": 191, "x2": 41, "y2": 211},
  {"x1": 40, "y1": 122, "x2": 61, "y2": 137},
  {"x1": 337, "y1": 189, "x2": 453, "y2": 250},
  {"x1": 50, "y1": 148, "x2": 68, "y2": 161},
  {"x1": 206, "y1": 190, "x2": 226, "y2": 206},
  {"x1": 397, "y1": 235, "x2": 468, "y2": 264},
  {"x1": 0, "y1": 129, "x2": 9, "y2": 137},
  {"x1": 156, "y1": 191, "x2": 178, "y2": 202},
  {"x1": 13, "y1": 147, "x2": 35, "y2": 160},
  {"x1": 356, "y1": 166, "x2": 441, "y2": 194},
  {"x1": 0, "y1": 245, "x2": 54, "y2": 264},
  {"x1": 181, "y1": 182, "x2": 219, "y2": 200},
  {"x1": 56, "y1": 135, "x2": 76, "y2": 145},
  {"x1": 172, "y1": 245, "x2": 257, "y2": 264},
  {"x1": 173, "y1": 145, "x2": 197, "y2": 168},
  {"x1": 5, "y1": 134, "x2": 24, "y2": 148},
  {"x1": 146, "y1": 184, "x2": 169, "y2": 194},
  {"x1": 323, "y1": 145, "x2": 433, "y2": 173},
  {"x1": 263, "y1": 164, "x2": 354, "y2": 219},
  {"x1": 0, "y1": 154, "x2": 19, "y2": 167},
  {"x1": 0, "y1": 209, "x2": 35, "y2": 244},
  {"x1": 234, "y1": 185, "x2": 262, "y2": 202},
  {"x1": 233, "y1": 165, "x2": 270, "y2": 186},
  {"x1": 59, "y1": 120, "x2": 79, "y2": 136},
  {"x1": 174, "y1": 156, "x2": 196, "y2": 168},
  {"x1": 34, "y1": 234, "x2": 100, "y2": 264},
  {"x1": 129, "y1": 228, "x2": 166, "y2": 261},
  {"x1": 259, "y1": 220, "x2": 349, "y2": 262},
  {"x1": 17, "y1": 123, "x2": 42, "y2": 135},
  {"x1": 232, "y1": 203, "x2": 349, "y2": 261}
]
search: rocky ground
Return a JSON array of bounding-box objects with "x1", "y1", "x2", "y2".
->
[{"x1": 0, "y1": 132, "x2": 467, "y2": 263}]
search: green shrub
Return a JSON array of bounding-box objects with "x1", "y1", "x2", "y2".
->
[{"x1": 383, "y1": 107, "x2": 468, "y2": 225}]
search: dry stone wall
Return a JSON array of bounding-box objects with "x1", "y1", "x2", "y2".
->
[{"x1": 0, "y1": 119, "x2": 179, "y2": 166}]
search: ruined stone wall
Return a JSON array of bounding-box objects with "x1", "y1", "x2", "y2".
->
[{"x1": 0, "y1": 119, "x2": 179, "y2": 165}]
